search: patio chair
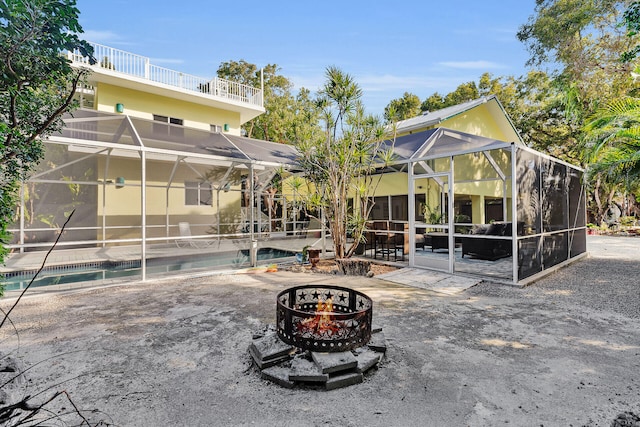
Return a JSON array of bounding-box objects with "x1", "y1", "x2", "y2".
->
[{"x1": 176, "y1": 222, "x2": 215, "y2": 248}]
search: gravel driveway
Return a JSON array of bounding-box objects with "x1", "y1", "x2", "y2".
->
[{"x1": 1, "y1": 235, "x2": 639, "y2": 426}]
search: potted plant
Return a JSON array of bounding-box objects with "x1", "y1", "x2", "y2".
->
[
  {"x1": 307, "y1": 248, "x2": 321, "y2": 269},
  {"x1": 296, "y1": 245, "x2": 311, "y2": 264},
  {"x1": 424, "y1": 205, "x2": 443, "y2": 225}
]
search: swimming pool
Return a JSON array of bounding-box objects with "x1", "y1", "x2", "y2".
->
[{"x1": 2, "y1": 248, "x2": 295, "y2": 292}]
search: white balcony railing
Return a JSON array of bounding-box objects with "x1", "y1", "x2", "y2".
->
[{"x1": 68, "y1": 42, "x2": 263, "y2": 108}]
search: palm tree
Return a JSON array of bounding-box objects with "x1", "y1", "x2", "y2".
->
[
  {"x1": 582, "y1": 97, "x2": 640, "y2": 224},
  {"x1": 295, "y1": 67, "x2": 393, "y2": 259}
]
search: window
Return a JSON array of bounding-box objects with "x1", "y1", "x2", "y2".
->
[
  {"x1": 485, "y1": 198, "x2": 504, "y2": 222},
  {"x1": 210, "y1": 124, "x2": 222, "y2": 133},
  {"x1": 391, "y1": 195, "x2": 408, "y2": 221},
  {"x1": 414, "y1": 194, "x2": 426, "y2": 222},
  {"x1": 153, "y1": 114, "x2": 184, "y2": 138},
  {"x1": 370, "y1": 196, "x2": 389, "y2": 220},
  {"x1": 185, "y1": 181, "x2": 212, "y2": 206}
]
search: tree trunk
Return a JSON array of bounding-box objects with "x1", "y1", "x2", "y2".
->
[
  {"x1": 593, "y1": 175, "x2": 604, "y2": 225},
  {"x1": 336, "y1": 259, "x2": 371, "y2": 276}
]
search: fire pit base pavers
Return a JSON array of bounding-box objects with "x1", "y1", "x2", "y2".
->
[
  {"x1": 288, "y1": 357, "x2": 328, "y2": 383},
  {"x1": 311, "y1": 351, "x2": 357, "y2": 374},
  {"x1": 366, "y1": 331, "x2": 387, "y2": 353},
  {"x1": 326, "y1": 371, "x2": 363, "y2": 391},
  {"x1": 249, "y1": 331, "x2": 296, "y2": 369},
  {"x1": 250, "y1": 326, "x2": 386, "y2": 390},
  {"x1": 353, "y1": 347, "x2": 382, "y2": 373}
]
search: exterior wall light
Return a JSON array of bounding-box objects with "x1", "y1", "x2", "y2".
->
[
  {"x1": 223, "y1": 123, "x2": 229, "y2": 132},
  {"x1": 116, "y1": 103, "x2": 124, "y2": 113},
  {"x1": 115, "y1": 177, "x2": 125, "y2": 188}
]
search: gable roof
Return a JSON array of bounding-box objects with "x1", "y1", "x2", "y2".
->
[
  {"x1": 392, "y1": 95, "x2": 524, "y2": 145},
  {"x1": 382, "y1": 127, "x2": 512, "y2": 163}
]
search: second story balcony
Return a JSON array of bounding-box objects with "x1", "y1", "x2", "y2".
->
[{"x1": 68, "y1": 42, "x2": 264, "y2": 112}]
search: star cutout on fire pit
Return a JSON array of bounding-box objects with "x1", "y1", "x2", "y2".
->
[
  {"x1": 312, "y1": 290, "x2": 320, "y2": 299},
  {"x1": 325, "y1": 291, "x2": 333, "y2": 300},
  {"x1": 298, "y1": 291, "x2": 307, "y2": 301},
  {"x1": 338, "y1": 293, "x2": 347, "y2": 302},
  {"x1": 358, "y1": 299, "x2": 365, "y2": 309}
]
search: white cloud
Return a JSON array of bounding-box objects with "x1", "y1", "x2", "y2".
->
[
  {"x1": 289, "y1": 73, "x2": 325, "y2": 92},
  {"x1": 289, "y1": 71, "x2": 468, "y2": 94},
  {"x1": 438, "y1": 60, "x2": 506, "y2": 70},
  {"x1": 357, "y1": 74, "x2": 470, "y2": 92},
  {"x1": 80, "y1": 30, "x2": 121, "y2": 44}
]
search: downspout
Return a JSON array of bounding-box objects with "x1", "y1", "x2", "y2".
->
[
  {"x1": 166, "y1": 157, "x2": 182, "y2": 239},
  {"x1": 249, "y1": 163, "x2": 257, "y2": 267},
  {"x1": 141, "y1": 149, "x2": 147, "y2": 281},
  {"x1": 103, "y1": 150, "x2": 112, "y2": 248},
  {"x1": 511, "y1": 144, "x2": 518, "y2": 284},
  {"x1": 19, "y1": 182, "x2": 25, "y2": 253},
  {"x1": 448, "y1": 156, "x2": 454, "y2": 274},
  {"x1": 260, "y1": 68, "x2": 264, "y2": 108},
  {"x1": 408, "y1": 160, "x2": 415, "y2": 267}
]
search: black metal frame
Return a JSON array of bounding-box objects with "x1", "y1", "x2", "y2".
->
[{"x1": 276, "y1": 285, "x2": 373, "y2": 352}]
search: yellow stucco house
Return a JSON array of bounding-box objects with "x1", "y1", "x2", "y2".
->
[
  {"x1": 372, "y1": 96, "x2": 523, "y2": 228},
  {"x1": 4, "y1": 43, "x2": 586, "y2": 291},
  {"x1": 395, "y1": 95, "x2": 522, "y2": 143},
  {"x1": 6, "y1": 42, "x2": 303, "y2": 288}
]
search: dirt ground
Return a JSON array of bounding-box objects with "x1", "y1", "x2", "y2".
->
[
  {"x1": 1, "y1": 237, "x2": 639, "y2": 426},
  {"x1": 289, "y1": 258, "x2": 398, "y2": 276}
]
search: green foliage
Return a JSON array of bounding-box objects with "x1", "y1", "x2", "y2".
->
[
  {"x1": 420, "y1": 92, "x2": 446, "y2": 112},
  {"x1": 417, "y1": 70, "x2": 582, "y2": 164},
  {"x1": 295, "y1": 66, "x2": 391, "y2": 259},
  {"x1": 619, "y1": 215, "x2": 637, "y2": 226},
  {"x1": 384, "y1": 92, "x2": 421, "y2": 122},
  {"x1": 517, "y1": 0, "x2": 622, "y2": 67},
  {"x1": 581, "y1": 96, "x2": 640, "y2": 223},
  {"x1": 514, "y1": 0, "x2": 640, "y2": 224},
  {"x1": 216, "y1": 60, "x2": 321, "y2": 144},
  {"x1": 518, "y1": 0, "x2": 634, "y2": 115},
  {"x1": 424, "y1": 205, "x2": 443, "y2": 224},
  {"x1": 583, "y1": 96, "x2": 640, "y2": 180},
  {"x1": 0, "y1": 0, "x2": 94, "y2": 284},
  {"x1": 621, "y1": 1, "x2": 640, "y2": 62},
  {"x1": 418, "y1": 82, "x2": 480, "y2": 113}
]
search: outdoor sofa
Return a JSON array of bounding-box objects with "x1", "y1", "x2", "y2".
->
[{"x1": 460, "y1": 222, "x2": 514, "y2": 261}]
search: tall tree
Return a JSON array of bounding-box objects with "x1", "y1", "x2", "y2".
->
[
  {"x1": 216, "y1": 60, "x2": 301, "y2": 143},
  {"x1": 285, "y1": 87, "x2": 323, "y2": 145},
  {"x1": 420, "y1": 92, "x2": 446, "y2": 112},
  {"x1": 444, "y1": 81, "x2": 479, "y2": 106},
  {"x1": 418, "y1": 81, "x2": 480, "y2": 112},
  {"x1": 583, "y1": 97, "x2": 640, "y2": 177},
  {"x1": 517, "y1": 0, "x2": 634, "y2": 115},
  {"x1": 296, "y1": 66, "x2": 393, "y2": 259},
  {"x1": 622, "y1": 1, "x2": 640, "y2": 62},
  {"x1": 517, "y1": 0, "x2": 640, "y2": 223},
  {"x1": 384, "y1": 91, "x2": 421, "y2": 122},
  {"x1": 0, "y1": 0, "x2": 94, "y2": 285},
  {"x1": 478, "y1": 71, "x2": 583, "y2": 162}
]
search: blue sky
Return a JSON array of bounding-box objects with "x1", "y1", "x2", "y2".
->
[{"x1": 76, "y1": 0, "x2": 538, "y2": 116}]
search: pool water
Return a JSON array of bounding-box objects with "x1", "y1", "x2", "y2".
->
[{"x1": 2, "y1": 248, "x2": 295, "y2": 292}]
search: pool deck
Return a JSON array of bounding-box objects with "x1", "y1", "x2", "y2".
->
[{"x1": 1, "y1": 235, "x2": 333, "y2": 273}]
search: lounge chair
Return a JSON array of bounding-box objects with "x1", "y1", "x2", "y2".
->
[{"x1": 176, "y1": 222, "x2": 215, "y2": 248}]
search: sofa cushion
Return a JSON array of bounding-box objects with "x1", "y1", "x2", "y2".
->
[
  {"x1": 471, "y1": 224, "x2": 489, "y2": 235},
  {"x1": 486, "y1": 222, "x2": 509, "y2": 236}
]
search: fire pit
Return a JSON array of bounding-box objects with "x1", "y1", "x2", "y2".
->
[
  {"x1": 249, "y1": 285, "x2": 385, "y2": 390},
  {"x1": 276, "y1": 285, "x2": 372, "y2": 352}
]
